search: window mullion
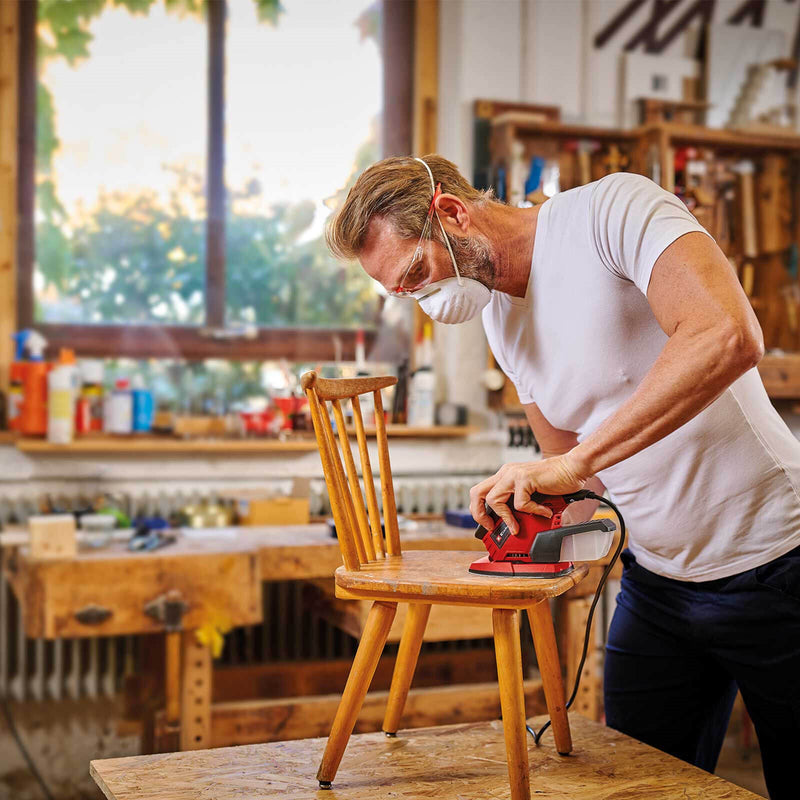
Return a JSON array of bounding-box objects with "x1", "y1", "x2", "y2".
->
[{"x1": 206, "y1": 0, "x2": 227, "y2": 329}]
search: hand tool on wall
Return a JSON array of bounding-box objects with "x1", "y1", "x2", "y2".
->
[{"x1": 734, "y1": 160, "x2": 758, "y2": 260}]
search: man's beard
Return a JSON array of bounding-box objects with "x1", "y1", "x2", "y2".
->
[{"x1": 448, "y1": 234, "x2": 496, "y2": 289}]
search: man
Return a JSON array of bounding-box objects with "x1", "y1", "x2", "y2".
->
[{"x1": 325, "y1": 154, "x2": 800, "y2": 799}]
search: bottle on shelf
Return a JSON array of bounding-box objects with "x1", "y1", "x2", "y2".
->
[
  {"x1": 13, "y1": 329, "x2": 50, "y2": 437},
  {"x1": 48, "y1": 348, "x2": 79, "y2": 445},
  {"x1": 75, "y1": 360, "x2": 104, "y2": 435},
  {"x1": 131, "y1": 375, "x2": 154, "y2": 434},
  {"x1": 106, "y1": 378, "x2": 133, "y2": 435},
  {"x1": 407, "y1": 322, "x2": 436, "y2": 427}
]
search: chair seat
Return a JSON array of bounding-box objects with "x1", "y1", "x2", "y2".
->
[{"x1": 334, "y1": 550, "x2": 589, "y2": 608}]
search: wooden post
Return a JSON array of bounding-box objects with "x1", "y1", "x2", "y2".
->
[
  {"x1": 412, "y1": 0, "x2": 439, "y2": 354},
  {"x1": 165, "y1": 631, "x2": 181, "y2": 728},
  {"x1": 179, "y1": 631, "x2": 213, "y2": 751},
  {"x1": 563, "y1": 596, "x2": 602, "y2": 722},
  {"x1": 0, "y1": 0, "x2": 19, "y2": 393},
  {"x1": 527, "y1": 601, "x2": 572, "y2": 756},
  {"x1": 493, "y1": 608, "x2": 530, "y2": 800}
]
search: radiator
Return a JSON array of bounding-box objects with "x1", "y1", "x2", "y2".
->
[{"x1": 0, "y1": 475, "x2": 499, "y2": 701}]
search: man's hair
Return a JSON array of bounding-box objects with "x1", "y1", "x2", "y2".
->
[{"x1": 325, "y1": 154, "x2": 495, "y2": 260}]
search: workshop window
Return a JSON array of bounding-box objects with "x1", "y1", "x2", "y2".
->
[{"x1": 18, "y1": 0, "x2": 396, "y2": 360}]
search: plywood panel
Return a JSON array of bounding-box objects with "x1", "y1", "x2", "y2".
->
[{"x1": 91, "y1": 714, "x2": 761, "y2": 800}]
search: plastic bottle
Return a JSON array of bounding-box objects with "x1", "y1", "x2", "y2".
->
[
  {"x1": 131, "y1": 375, "x2": 154, "y2": 433},
  {"x1": 407, "y1": 323, "x2": 436, "y2": 427},
  {"x1": 16, "y1": 330, "x2": 50, "y2": 436},
  {"x1": 75, "y1": 360, "x2": 104, "y2": 434},
  {"x1": 107, "y1": 378, "x2": 133, "y2": 435},
  {"x1": 47, "y1": 349, "x2": 78, "y2": 444},
  {"x1": 7, "y1": 363, "x2": 24, "y2": 431}
]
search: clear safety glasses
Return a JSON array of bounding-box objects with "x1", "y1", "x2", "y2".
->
[{"x1": 389, "y1": 167, "x2": 462, "y2": 298}]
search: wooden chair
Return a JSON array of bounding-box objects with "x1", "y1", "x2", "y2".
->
[{"x1": 301, "y1": 371, "x2": 588, "y2": 800}]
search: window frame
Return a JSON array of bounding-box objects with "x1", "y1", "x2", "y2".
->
[{"x1": 16, "y1": 0, "x2": 413, "y2": 361}]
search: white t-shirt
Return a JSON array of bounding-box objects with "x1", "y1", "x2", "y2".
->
[{"x1": 482, "y1": 172, "x2": 800, "y2": 581}]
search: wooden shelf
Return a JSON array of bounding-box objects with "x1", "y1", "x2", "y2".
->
[
  {"x1": 642, "y1": 122, "x2": 800, "y2": 152},
  {"x1": 497, "y1": 118, "x2": 800, "y2": 151},
  {"x1": 13, "y1": 426, "x2": 476, "y2": 455},
  {"x1": 492, "y1": 117, "x2": 638, "y2": 141}
]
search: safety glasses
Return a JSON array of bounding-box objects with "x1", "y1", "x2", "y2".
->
[{"x1": 389, "y1": 165, "x2": 462, "y2": 298}]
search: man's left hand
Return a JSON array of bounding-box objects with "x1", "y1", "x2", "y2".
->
[{"x1": 469, "y1": 452, "x2": 589, "y2": 536}]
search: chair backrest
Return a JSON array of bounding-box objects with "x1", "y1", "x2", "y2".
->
[{"x1": 301, "y1": 371, "x2": 401, "y2": 571}]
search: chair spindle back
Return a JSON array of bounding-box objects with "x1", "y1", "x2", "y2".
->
[{"x1": 301, "y1": 371, "x2": 401, "y2": 570}]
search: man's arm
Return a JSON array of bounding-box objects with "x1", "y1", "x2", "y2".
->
[
  {"x1": 469, "y1": 403, "x2": 605, "y2": 533},
  {"x1": 570, "y1": 230, "x2": 763, "y2": 476},
  {"x1": 470, "y1": 231, "x2": 763, "y2": 534}
]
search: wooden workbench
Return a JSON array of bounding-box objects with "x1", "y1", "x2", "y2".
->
[
  {"x1": 3, "y1": 521, "x2": 618, "y2": 751},
  {"x1": 91, "y1": 713, "x2": 760, "y2": 800}
]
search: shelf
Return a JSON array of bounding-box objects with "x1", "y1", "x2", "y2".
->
[
  {"x1": 494, "y1": 118, "x2": 800, "y2": 151},
  {"x1": 13, "y1": 426, "x2": 476, "y2": 455},
  {"x1": 492, "y1": 117, "x2": 638, "y2": 141},
  {"x1": 643, "y1": 122, "x2": 800, "y2": 151}
]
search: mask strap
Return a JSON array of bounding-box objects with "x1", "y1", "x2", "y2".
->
[{"x1": 414, "y1": 157, "x2": 464, "y2": 286}]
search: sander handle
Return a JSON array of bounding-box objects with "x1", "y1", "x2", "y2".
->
[{"x1": 528, "y1": 518, "x2": 616, "y2": 563}]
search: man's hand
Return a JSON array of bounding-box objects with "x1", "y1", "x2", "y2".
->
[{"x1": 469, "y1": 451, "x2": 589, "y2": 536}]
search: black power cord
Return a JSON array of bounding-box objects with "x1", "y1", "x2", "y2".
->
[{"x1": 527, "y1": 491, "x2": 626, "y2": 747}]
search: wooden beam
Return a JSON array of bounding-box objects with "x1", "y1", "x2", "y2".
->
[
  {"x1": 382, "y1": 0, "x2": 414, "y2": 158},
  {"x1": 205, "y1": 0, "x2": 226, "y2": 329},
  {"x1": 155, "y1": 679, "x2": 547, "y2": 749},
  {"x1": 34, "y1": 323, "x2": 375, "y2": 362},
  {"x1": 210, "y1": 648, "x2": 502, "y2": 704},
  {"x1": 412, "y1": 0, "x2": 439, "y2": 347},
  {"x1": 0, "y1": 0, "x2": 19, "y2": 393},
  {"x1": 15, "y1": 0, "x2": 34, "y2": 331},
  {"x1": 413, "y1": 0, "x2": 438, "y2": 156}
]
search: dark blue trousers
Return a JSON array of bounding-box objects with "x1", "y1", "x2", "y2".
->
[{"x1": 604, "y1": 545, "x2": 800, "y2": 800}]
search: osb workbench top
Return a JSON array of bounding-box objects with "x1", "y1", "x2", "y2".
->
[{"x1": 90, "y1": 714, "x2": 759, "y2": 799}]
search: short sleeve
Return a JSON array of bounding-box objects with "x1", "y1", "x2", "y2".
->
[{"x1": 590, "y1": 173, "x2": 714, "y2": 296}]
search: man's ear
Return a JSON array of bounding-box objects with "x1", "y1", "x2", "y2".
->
[{"x1": 435, "y1": 193, "x2": 470, "y2": 233}]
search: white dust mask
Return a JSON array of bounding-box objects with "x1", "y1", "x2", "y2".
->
[{"x1": 411, "y1": 276, "x2": 492, "y2": 325}]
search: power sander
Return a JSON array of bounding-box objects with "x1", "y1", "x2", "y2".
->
[{"x1": 469, "y1": 489, "x2": 617, "y2": 577}]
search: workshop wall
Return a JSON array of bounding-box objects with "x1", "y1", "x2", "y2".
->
[{"x1": 434, "y1": 0, "x2": 800, "y2": 415}]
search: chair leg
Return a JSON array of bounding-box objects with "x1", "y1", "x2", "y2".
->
[
  {"x1": 316, "y1": 600, "x2": 397, "y2": 788},
  {"x1": 383, "y1": 602, "x2": 431, "y2": 736},
  {"x1": 527, "y1": 600, "x2": 572, "y2": 755},
  {"x1": 493, "y1": 608, "x2": 530, "y2": 800}
]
